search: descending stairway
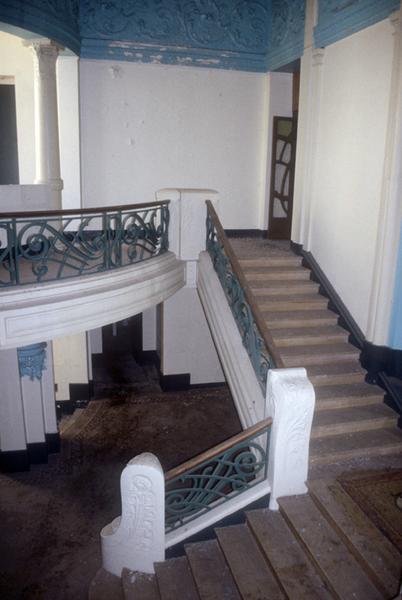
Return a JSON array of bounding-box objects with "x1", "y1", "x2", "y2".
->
[
  {"x1": 235, "y1": 246, "x2": 402, "y2": 465},
  {"x1": 88, "y1": 478, "x2": 402, "y2": 599}
]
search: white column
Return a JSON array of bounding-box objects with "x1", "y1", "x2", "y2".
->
[
  {"x1": 27, "y1": 39, "x2": 64, "y2": 205},
  {"x1": 41, "y1": 341, "x2": 58, "y2": 439},
  {"x1": 367, "y1": 9, "x2": 402, "y2": 344},
  {"x1": 0, "y1": 348, "x2": 27, "y2": 452}
]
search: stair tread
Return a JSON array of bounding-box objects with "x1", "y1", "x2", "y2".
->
[
  {"x1": 244, "y1": 268, "x2": 310, "y2": 280},
  {"x1": 281, "y1": 342, "x2": 359, "y2": 357},
  {"x1": 260, "y1": 298, "x2": 329, "y2": 311},
  {"x1": 278, "y1": 494, "x2": 383, "y2": 599},
  {"x1": 311, "y1": 403, "x2": 397, "y2": 437},
  {"x1": 264, "y1": 311, "x2": 338, "y2": 330},
  {"x1": 122, "y1": 568, "x2": 160, "y2": 600},
  {"x1": 315, "y1": 382, "x2": 384, "y2": 399},
  {"x1": 88, "y1": 568, "x2": 124, "y2": 600},
  {"x1": 155, "y1": 556, "x2": 199, "y2": 600},
  {"x1": 308, "y1": 479, "x2": 402, "y2": 598},
  {"x1": 309, "y1": 427, "x2": 402, "y2": 464},
  {"x1": 215, "y1": 524, "x2": 285, "y2": 600},
  {"x1": 307, "y1": 362, "x2": 366, "y2": 386},
  {"x1": 185, "y1": 539, "x2": 241, "y2": 600},
  {"x1": 239, "y1": 257, "x2": 302, "y2": 267},
  {"x1": 246, "y1": 509, "x2": 333, "y2": 600},
  {"x1": 281, "y1": 343, "x2": 360, "y2": 368}
]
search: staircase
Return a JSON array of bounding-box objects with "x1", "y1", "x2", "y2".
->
[
  {"x1": 89, "y1": 477, "x2": 402, "y2": 599},
  {"x1": 233, "y1": 243, "x2": 402, "y2": 465}
]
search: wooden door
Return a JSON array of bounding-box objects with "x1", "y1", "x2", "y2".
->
[{"x1": 268, "y1": 116, "x2": 297, "y2": 239}]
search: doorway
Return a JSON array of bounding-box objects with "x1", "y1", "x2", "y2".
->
[
  {"x1": 0, "y1": 79, "x2": 19, "y2": 184},
  {"x1": 268, "y1": 70, "x2": 299, "y2": 240}
]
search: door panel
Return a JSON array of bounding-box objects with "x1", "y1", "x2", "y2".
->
[{"x1": 268, "y1": 116, "x2": 296, "y2": 240}]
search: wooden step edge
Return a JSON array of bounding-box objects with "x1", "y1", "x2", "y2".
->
[
  {"x1": 260, "y1": 301, "x2": 329, "y2": 312},
  {"x1": 275, "y1": 334, "x2": 349, "y2": 348},
  {"x1": 311, "y1": 414, "x2": 397, "y2": 439},
  {"x1": 307, "y1": 480, "x2": 402, "y2": 598},
  {"x1": 308, "y1": 372, "x2": 366, "y2": 386},
  {"x1": 282, "y1": 354, "x2": 361, "y2": 368}
]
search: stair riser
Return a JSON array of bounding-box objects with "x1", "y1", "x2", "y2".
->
[
  {"x1": 311, "y1": 417, "x2": 396, "y2": 438},
  {"x1": 308, "y1": 373, "x2": 365, "y2": 386},
  {"x1": 244, "y1": 272, "x2": 311, "y2": 281},
  {"x1": 275, "y1": 335, "x2": 348, "y2": 347},
  {"x1": 261, "y1": 301, "x2": 328, "y2": 312},
  {"x1": 282, "y1": 353, "x2": 360, "y2": 367},
  {"x1": 315, "y1": 395, "x2": 384, "y2": 410},
  {"x1": 266, "y1": 317, "x2": 338, "y2": 329},
  {"x1": 252, "y1": 285, "x2": 321, "y2": 296},
  {"x1": 240, "y1": 259, "x2": 302, "y2": 268},
  {"x1": 310, "y1": 443, "x2": 402, "y2": 465}
]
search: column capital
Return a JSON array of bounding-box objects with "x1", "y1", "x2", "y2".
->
[
  {"x1": 23, "y1": 38, "x2": 64, "y2": 56},
  {"x1": 312, "y1": 47, "x2": 325, "y2": 67},
  {"x1": 17, "y1": 342, "x2": 47, "y2": 381}
]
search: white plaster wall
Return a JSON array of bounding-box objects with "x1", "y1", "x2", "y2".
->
[
  {"x1": 162, "y1": 287, "x2": 224, "y2": 385},
  {"x1": 53, "y1": 333, "x2": 89, "y2": 401},
  {"x1": 0, "y1": 31, "x2": 35, "y2": 184},
  {"x1": 261, "y1": 72, "x2": 293, "y2": 229},
  {"x1": 308, "y1": 19, "x2": 394, "y2": 334},
  {"x1": 79, "y1": 60, "x2": 267, "y2": 229}
]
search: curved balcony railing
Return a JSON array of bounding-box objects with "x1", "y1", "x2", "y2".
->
[
  {"x1": 0, "y1": 201, "x2": 169, "y2": 287},
  {"x1": 205, "y1": 200, "x2": 284, "y2": 393}
]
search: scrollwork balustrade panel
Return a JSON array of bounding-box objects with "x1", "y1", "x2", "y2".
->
[
  {"x1": 165, "y1": 426, "x2": 270, "y2": 533},
  {"x1": 206, "y1": 210, "x2": 274, "y2": 392},
  {"x1": 0, "y1": 204, "x2": 169, "y2": 287}
]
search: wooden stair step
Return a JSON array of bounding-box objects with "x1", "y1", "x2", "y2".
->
[
  {"x1": 243, "y1": 267, "x2": 310, "y2": 281},
  {"x1": 278, "y1": 494, "x2": 384, "y2": 599},
  {"x1": 246, "y1": 509, "x2": 333, "y2": 599},
  {"x1": 215, "y1": 523, "x2": 285, "y2": 599},
  {"x1": 259, "y1": 295, "x2": 329, "y2": 312},
  {"x1": 264, "y1": 310, "x2": 338, "y2": 329},
  {"x1": 250, "y1": 280, "x2": 320, "y2": 295},
  {"x1": 280, "y1": 342, "x2": 360, "y2": 367},
  {"x1": 185, "y1": 539, "x2": 241, "y2": 600},
  {"x1": 307, "y1": 362, "x2": 366, "y2": 386},
  {"x1": 239, "y1": 256, "x2": 302, "y2": 268},
  {"x1": 314, "y1": 382, "x2": 385, "y2": 410},
  {"x1": 309, "y1": 427, "x2": 402, "y2": 465},
  {"x1": 272, "y1": 324, "x2": 349, "y2": 347},
  {"x1": 155, "y1": 556, "x2": 199, "y2": 600},
  {"x1": 311, "y1": 403, "x2": 397, "y2": 438},
  {"x1": 122, "y1": 568, "x2": 160, "y2": 600},
  {"x1": 308, "y1": 479, "x2": 402, "y2": 598},
  {"x1": 88, "y1": 568, "x2": 124, "y2": 600}
]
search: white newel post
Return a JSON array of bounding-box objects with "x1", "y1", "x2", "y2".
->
[
  {"x1": 266, "y1": 368, "x2": 315, "y2": 510},
  {"x1": 154, "y1": 189, "x2": 225, "y2": 386},
  {"x1": 26, "y1": 39, "x2": 64, "y2": 206},
  {"x1": 101, "y1": 453, "x2": 165, "y2": 577}
]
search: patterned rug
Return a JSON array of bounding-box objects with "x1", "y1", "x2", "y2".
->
[{"x1": 338, "y1": 469, "x2": 402, "y2": 552}]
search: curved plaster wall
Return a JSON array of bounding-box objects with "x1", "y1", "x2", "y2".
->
[{"x1": 0, "y1": 252, "x2": 185, "y2": 349}]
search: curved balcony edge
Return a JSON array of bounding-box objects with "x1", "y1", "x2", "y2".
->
[{"x1": 0, "y1": 252, "x2": 185, "y2": 349}]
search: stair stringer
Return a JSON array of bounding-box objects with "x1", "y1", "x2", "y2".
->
[{"x1": 197, "y1": 251, "x2": 265, "y2": 428}]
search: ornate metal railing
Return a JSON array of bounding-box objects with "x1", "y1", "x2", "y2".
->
[
  {"x1": 0, "y1": 201, "x2": 169, "y2": 287},
  {"x1": 164, "y1": 417, "x2": 272, "y2": 533},
  {"x1": 205, "y1": 200, "x2": 283, "y2": 392}
]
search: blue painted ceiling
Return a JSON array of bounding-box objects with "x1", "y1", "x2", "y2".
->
[{"x1": 0, "y1": 0, "x2": 399, "y2": 72}]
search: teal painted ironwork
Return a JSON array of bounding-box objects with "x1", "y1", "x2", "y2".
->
[
  {"x1": 0, "y1": 202, "x2": 169, "y2": 287},
  {"x1": 165, "y1": 422, "x2": 270, "y2": 533},
  {"x1": 206, "y1": 209, "x2": 275, "y2": 393}
]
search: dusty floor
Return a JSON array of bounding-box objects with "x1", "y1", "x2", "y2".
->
[{"x1": 0, "y1": 358, "x2": 241, "y2": 600}]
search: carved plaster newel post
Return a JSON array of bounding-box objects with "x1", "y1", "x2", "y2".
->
[
  {"x1": 101, "y1": 453, "x2": 165, "y2": 577},
  {"x1": 266, "y1": 368, "x2": 315, "y2": 510},
  {"x1": 27, "y1": 39, "x2": 64, "y2": 206}
]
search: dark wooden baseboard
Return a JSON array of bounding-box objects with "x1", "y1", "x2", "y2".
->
[
  {"x1": 0, "y1": 449, "x2": 30, "y2": 472},
  {"x1": 160, "y1": 373, "x2": 191, "y2": 392}
]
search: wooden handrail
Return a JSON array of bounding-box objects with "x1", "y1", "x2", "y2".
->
[
  {"x1": 0, "y1": 199, "x2": 170, "y2": 220},
  {"x1": 205, "y1": 200, "x2": 284, "y2": 369},
  {"x1": 165, "y1": 416, "x2": 272, "y2": 482}
]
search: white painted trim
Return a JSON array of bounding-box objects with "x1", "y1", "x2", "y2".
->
[
  {"x1": 0, "y1": 252, "x2": 185, "y2": 349},
  {"x1": 197, "y1": 251, "x2": 265, "y2": 428},
  {"x1": 165, "y1": 478, "x2": 270, "y2": 549}
]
